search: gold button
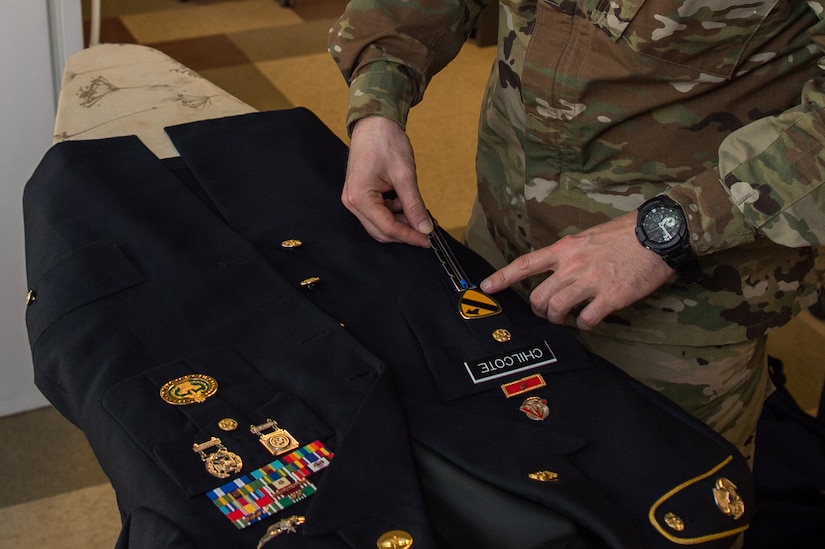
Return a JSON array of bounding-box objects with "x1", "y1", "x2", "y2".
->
[
  {"x1": 281, "y1": 239, "x2": 303, "y2": 249},
  {"x1": 377, "y1": 530, "x2": 413, "y2": 549},
  {"x1": 528, "y1": 471, "x2": 559, "y2": 482},
  {"x1": 218, "y1": 418, "x2": 238, "y2": 431},
  {"x1": 300, "y1": 276, "x2": 320, "y2": 289},
  {"x1": 664, "y1": 512, "x2": 685, "y2": 532},
  {"x1": 492, "y1": 328, "x2": 511, "y2": 342},
  {"x1": 25, "y1": 290, "x2": 36, "y2": 306}
]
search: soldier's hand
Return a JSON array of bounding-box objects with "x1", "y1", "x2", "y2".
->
[
  {"x1": 480, "y1": 212, "x2": 674, "y2": 330},
  {"x1": 342, "y1": 116, "x2": 433, "y2": 247}
]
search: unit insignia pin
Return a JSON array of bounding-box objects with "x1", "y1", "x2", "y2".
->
[
  {"x1": 192, "y1": 436, "x2": 243, "y2": 478},
  {"x1": 250, "y1": 418, "x2": 300, "y2": 456},
  {"x1": 712, "y1": 477, "x2": 745, "y2": 519},
  {"x1": 428, "y1": 218, "x2": 502, "y2": 320},
  {"x1": 520, "y1": 396, "x2": 550, "y2": 421},
  {"x1": 160, "y1": 373, "x2": 218, "y2": 405}
]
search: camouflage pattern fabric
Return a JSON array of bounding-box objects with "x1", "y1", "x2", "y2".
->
[
  {"x1": 329, "y1": 0, "x2": 825, "y2": 348},
  {"x1": 577, "y1": 331, "x2": 771, "y2": 466}
]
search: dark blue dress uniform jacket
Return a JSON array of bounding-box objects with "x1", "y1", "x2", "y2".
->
[{"x1": 23, "y1": 109, "x2": 754, "y2": 548}]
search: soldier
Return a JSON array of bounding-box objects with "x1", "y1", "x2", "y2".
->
[{"x1": 329, "y1": 0, "x2": 825, "y2": 464}]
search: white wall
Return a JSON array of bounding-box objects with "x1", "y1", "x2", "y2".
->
[{"x1": 0, "y1": 1, "x2": 83, "y2": 416}]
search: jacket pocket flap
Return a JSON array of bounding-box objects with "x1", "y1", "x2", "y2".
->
[
  {"x1": 26, "y1": 240, "x2": 144, "y2": 345},
  {"x1": 103, "y1": 348, "x2": 333, "y2": 496},
  {"x1": 398, "y1": 286, "x2": 593, "y2": 402}
]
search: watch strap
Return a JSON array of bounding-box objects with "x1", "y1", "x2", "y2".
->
[{"x1": 637, "y1": 196, "x2": 702, "y2": 286}]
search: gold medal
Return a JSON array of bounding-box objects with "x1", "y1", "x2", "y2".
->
[
  {"x1": 160, "y1": 373, "x2": 217, "y2": 405},
  {"x1": 193, "y1": 437, "x2": 243, "y2": 478},
  {"x1": 250, "y1": 419, "x2": 299, "y2": 456}
]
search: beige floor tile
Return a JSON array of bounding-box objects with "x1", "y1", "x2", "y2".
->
[
  {"x1": 122, "y1": 0, "x2": 302, "y2": 44},
  {"x1": 0, "y1": 483, "x2": 120, "y2": 549},
  {"x1": 255, "y1": 52, "x2": 350, "y2": 144},
  {"x1": 0, "y1": 406, "x2": 109, "y2": 507}
]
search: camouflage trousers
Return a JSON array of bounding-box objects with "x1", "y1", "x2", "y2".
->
[{"x1": 465, "y1": 199, "x2": 772, "y2": 466}]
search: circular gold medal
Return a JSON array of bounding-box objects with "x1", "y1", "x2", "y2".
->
[
  {"x1": 160, "y1": 374, "x2": 218, "y2": 405},
  {"x1": 205, "y1": 449, "x2": 243, "y2": 478}
]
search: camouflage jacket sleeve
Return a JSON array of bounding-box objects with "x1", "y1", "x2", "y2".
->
[
  {"x1": 328, "y1": 0, "x2": 490, "y2": 133},
  {"x1": 668, "y1": 0, "x2": 825, "y2": 254}
]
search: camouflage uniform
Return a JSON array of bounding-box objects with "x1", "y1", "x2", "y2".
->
[{"x1": 329, "y1": 0, "x2": 825, "y2": 460}]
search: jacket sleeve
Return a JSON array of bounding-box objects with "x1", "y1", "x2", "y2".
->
[
  {"x1": 328, "y1": 0, "x2": 491, "y2": 133},
  {"x1": 667, "y1": 0, "x2": 825, "y2": 254}
]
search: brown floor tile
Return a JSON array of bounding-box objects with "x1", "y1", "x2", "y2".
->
[
  {"x1": 121, "y1": 1, "x2": 301, "y2": 44},
  {"x1": 84, "y1": 17, "x2": 137, "y2": 46},
  {"x1": 0, "y1": 407, "x2": 109, "y2": 507},
  {"x1": 82, "y1": 0, "x2": 191, "y2": 19},
  {"x1": 198, "y1": 64, "x2": 293, "y2": 112},
  {"x1": 292, "y1": 0, "x2": 349, "y2": 21},
  {"x1": 148, "y1": 34, "x2": 250, "y2": 71},
  {"x1": 228, "y1": 19, "x2": 334, "y2": 62}
]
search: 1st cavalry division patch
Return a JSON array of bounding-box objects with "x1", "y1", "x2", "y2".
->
[
  {"x1": 459, "y1": 288, "x2": 502, "y2": 319},
  {"x1": 428, "y1": 218, "x2": 502, "y2": 320}
]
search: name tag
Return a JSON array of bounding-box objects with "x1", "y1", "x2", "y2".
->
[{"x1": 464, "y1": 341, "x2": 557, "y2": 384}]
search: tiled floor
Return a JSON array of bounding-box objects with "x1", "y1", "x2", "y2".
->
[{"x1": 82, "y1": 0, "x2": 350, "y2": 115}]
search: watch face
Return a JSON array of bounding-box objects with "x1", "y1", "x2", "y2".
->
[{"x1": 641, "y1": 206, "x2": 682, "y2": 245}]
